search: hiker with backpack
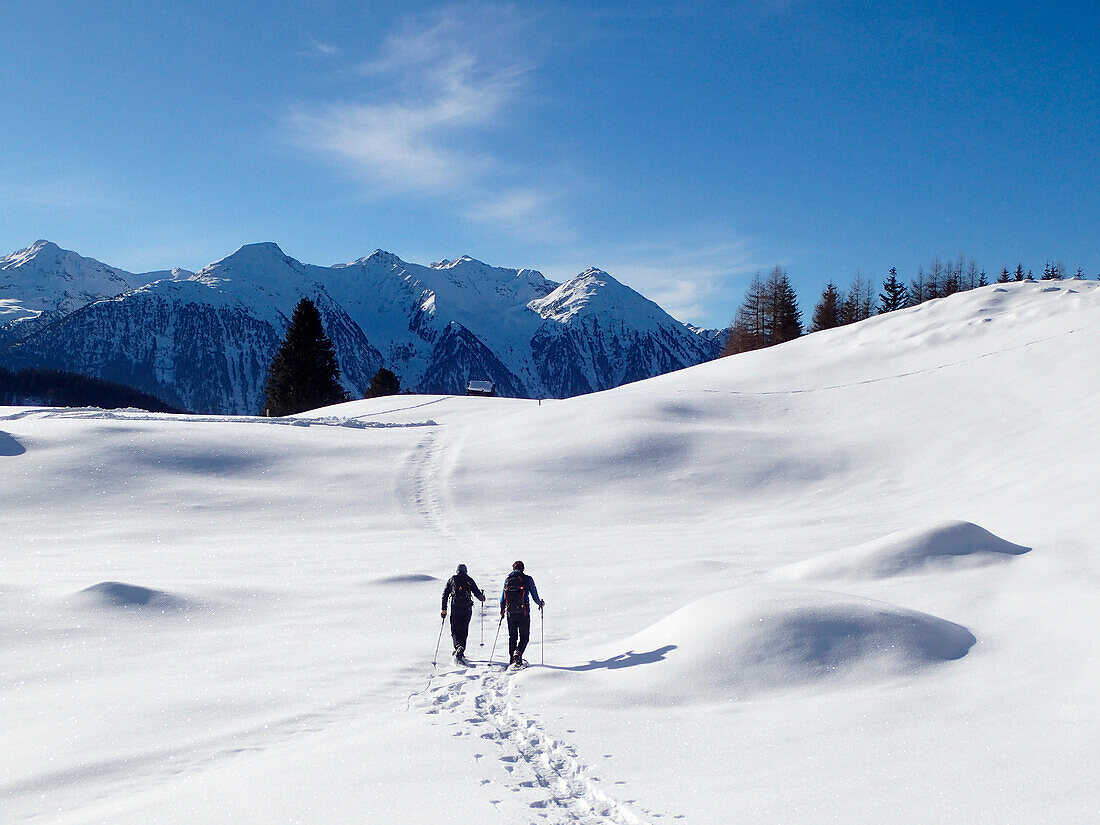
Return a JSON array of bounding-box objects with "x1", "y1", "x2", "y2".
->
[
  {"x1": 441, "y1": 564, "x2": 486, "y2": 662},
  {"x1": 500, "y1": 560, "x2": 544, "y2": 668}
]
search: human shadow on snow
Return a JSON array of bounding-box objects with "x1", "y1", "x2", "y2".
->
[{"x1": 539, "y1": 645, "x2": 677, "y2": 672}]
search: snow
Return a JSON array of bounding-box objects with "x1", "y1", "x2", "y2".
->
[{"x1": 1, "y1": 280, "x2": 1098, "y2": 824}]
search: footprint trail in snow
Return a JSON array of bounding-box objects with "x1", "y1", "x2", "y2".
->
[{"x1": 416, "y1": 664, "x2": 655, "y2": 824}]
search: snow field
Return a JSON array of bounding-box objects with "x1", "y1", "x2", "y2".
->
[{"x1": 1, "y1": 280, "x2": 1098, "y2": 823}]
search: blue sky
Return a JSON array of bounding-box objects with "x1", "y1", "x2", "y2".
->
[{"x1": 2, "y1": 1, "x2": 1097, "y2": 328}]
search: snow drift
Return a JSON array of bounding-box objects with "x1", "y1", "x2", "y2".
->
[
  {"x1": 551, "y1": 588, "x2": 977, "y2": 705},
  {"x1": 76, "y1": 581, "x2": 189, "y2": 611},
  {"x1": 776, "y1": 520, "x2": 1032, "y2": 580}
]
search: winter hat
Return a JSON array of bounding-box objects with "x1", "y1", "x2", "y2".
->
[
  {"x1": 512, "y1": 560, "x2": 524, "y2": 572},
  {"x1": 456, "y1": 564, "x2": 467, "y2": 575}
]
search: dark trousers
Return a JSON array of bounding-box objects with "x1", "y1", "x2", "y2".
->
[
  {"x1": 449, "y1": 605, "x2": 473, "y2": 653},
  {"x1": 506, "y1": 610, "x2": 531, "y2": 661}
]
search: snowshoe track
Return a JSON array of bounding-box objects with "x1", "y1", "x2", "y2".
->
[
  {"x1": 406, "y1": 432, "x2": 456, "y2": 541},
  {"x1": 418, "y1": 665, "x2": 651, "y2": 824}
]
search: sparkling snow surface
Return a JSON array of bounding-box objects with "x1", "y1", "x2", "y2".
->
[{"x1": 1, "y1": 281, "x2": 1097, "y2": 824}]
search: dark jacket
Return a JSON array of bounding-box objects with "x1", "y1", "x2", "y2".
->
[{"x1": 442, "y1": 570, "x2": 485, "y2": 612}]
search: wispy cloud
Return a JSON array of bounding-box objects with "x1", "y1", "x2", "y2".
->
[
  {"x1": 286, "y1": 4, "x2": 561, "y2": 236},
  {"x1": 297, "y1": 39, "x2": 341, "y2": 59}
]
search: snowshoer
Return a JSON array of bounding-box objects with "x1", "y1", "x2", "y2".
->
[
  {"x1": 441, "y1": 564, "x2": 485, "y2": 661},
  {"x1": 500, "y1": 560, "x2": 544, "y2": 668}
]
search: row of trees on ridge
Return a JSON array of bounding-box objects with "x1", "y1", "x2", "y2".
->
[{"x1": 721, "y1": 256, "x2": 1094, "y2": 357}]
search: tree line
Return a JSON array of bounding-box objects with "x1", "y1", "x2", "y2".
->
[
  {"x1": 721, "y1": 256, "x2": 1096, "y2": 357},
  {"x1": 0, "y1": 366, "x2": 183, "y2": 412}
]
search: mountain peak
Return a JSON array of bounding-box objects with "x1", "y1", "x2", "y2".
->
[
  {"x1": 579, "y1": 267, "x2": 610, "y2": 279},
  {"x1": 203, "y1": 242, "x2": 293, "y2": 275},
  {"x1": 231, "y1": 241, "x2": 286, "y2": 259},
  {"x1": 2, "y1": 239, "x2": 63, "y2": 269},
  {"x1": 345, "y1": 249, "x2": 404, "y2": 269}
]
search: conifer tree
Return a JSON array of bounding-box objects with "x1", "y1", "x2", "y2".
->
[
  {"x1": 722, "y1": 272, "x2": 767, "y2": 355},
  {"x1": 839, "y1": 274, "x2": 874, "y2": 324},
  {"x1": 721, "y1": 266, "x2": 801, "y2": 355},
  {"x1": 910, "y1": 268, "x2": 926, "y2": 304},
  {"x1": 877, "y1": 268, "x2": 910, "y2": 313},
  {"x1": 365, "y1": 367, "x2": 400, "y2": 398},
  {"x1": 997, "y1": 267, "x2": 1012, "y2": 283},
  {"x1": 810, "y1": 282, "x2": 841, "y2": 331},
  {"x1": 263, "y1": 297, "x2": 348, "y2": 416},
  {"x1": 766, "y1": 266, "x2": 803, "y2": 343}
]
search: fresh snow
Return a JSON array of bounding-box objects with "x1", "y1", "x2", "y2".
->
[{"x1": 1, "y1": 279, "x2": 1097, "y2": 824}]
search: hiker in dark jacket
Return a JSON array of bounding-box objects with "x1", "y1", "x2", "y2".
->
[
  {"x1": 500, "y1": 560, "x2": 544, "y2": 667},
  {"x1": 441, "y1": 564, "x2": 485, "y2": 661}
]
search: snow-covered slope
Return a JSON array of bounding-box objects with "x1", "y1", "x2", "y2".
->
[
  {"x1": 1, "y1": 279, "x2": 1096, "y2": 824},
  {"x1": 0, "y1": 242, "x2": 721, "y2": 413}
]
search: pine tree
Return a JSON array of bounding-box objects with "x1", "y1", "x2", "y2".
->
[
  {"x1": 997, "y1": 267, "x2": 1012, "y2": 283},
  {"x1": 365, "y1": 367, "x2": 400, "y2": 398},
  {"x1": 1014, "y1": 264, "x2": 1025, "y2": 282},
  {"x1": 263, "y1": 297, "x2": 349, "y2": 416},
  {"x1": 765, "y1": 266, "x2": 803, "y2": 344},
  {"x1": 839, "y1": 274, "x2": 874, "y2": 324},
  {"x1": 877, "y1": 268, "x2": 910, "y2": 313},
  {"x1": 810, "y1": 282, "x2": 841, "y2": 331}
]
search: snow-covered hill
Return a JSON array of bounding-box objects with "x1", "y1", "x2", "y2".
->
[
  {"x1": 1, "y1": 279, "x2": 1096, "y2": 824},
  {"x1": 0, "y1": 241, "x2": 721, "y2": 413}
]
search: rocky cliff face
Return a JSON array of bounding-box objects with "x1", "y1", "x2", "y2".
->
[{"x1": 0, "y1": 241, "x2": 722, "y2": 413}]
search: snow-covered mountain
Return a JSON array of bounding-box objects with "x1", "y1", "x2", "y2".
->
[
  {"x1": 0, "y1": 241, "x2": 722, "y2": 413},
  {"x1": 0, "y1": 240, "x2": 141, "y2": 346}
]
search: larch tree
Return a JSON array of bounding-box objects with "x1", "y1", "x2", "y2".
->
[{"x1": 723, "y1": 266, "x2": 802, "y2": 355}]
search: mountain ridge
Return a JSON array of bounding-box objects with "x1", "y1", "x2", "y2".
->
[{"x1": 0, "y1": 240, "x2": 722, "y2": 413}]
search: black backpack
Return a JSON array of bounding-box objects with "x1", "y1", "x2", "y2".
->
[
  {"x1": 451, "y1": 575, "x2": 471, "y2": 605},
  {"x1": 503, "y1": 571, "x2": 527, "y2": 613}
]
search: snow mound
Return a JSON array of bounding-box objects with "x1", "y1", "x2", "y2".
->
[
  {"x1": 0, "y1": 430, "x2": 25, "y2": 456},
  {"x1": 777, "y1": 521, "x2": 1031, "y2": 581},
  {"x1": 579, "y1": 589, "x2": 975, "y2": 704},
  {"x1": 372, "y1": 573, "x2": 438, "y2": 586},
  {"x1": 77, "y1": 582, "x2": 188, "y2": 611}
]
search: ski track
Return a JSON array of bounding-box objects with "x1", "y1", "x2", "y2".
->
[
  {"x1": 417, "y1": 665, "x2": 658, "y2": 824},
  {"x1": 407, "y1": 430, "x2": 460, "y2": 544}
]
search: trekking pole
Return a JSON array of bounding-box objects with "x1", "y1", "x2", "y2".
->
[
  {"x1": 480, "y1": 601, "x2": 485, "y2": 647},
  {"x1": 489, "y1": 614, "x2": 504, "y2": 665},
  {"x1": 541, "y1": 605, "x2": 545, "y2": 666},
  {"x1": 432, "y1": 615, "x2": 446, "y2": 666}
]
